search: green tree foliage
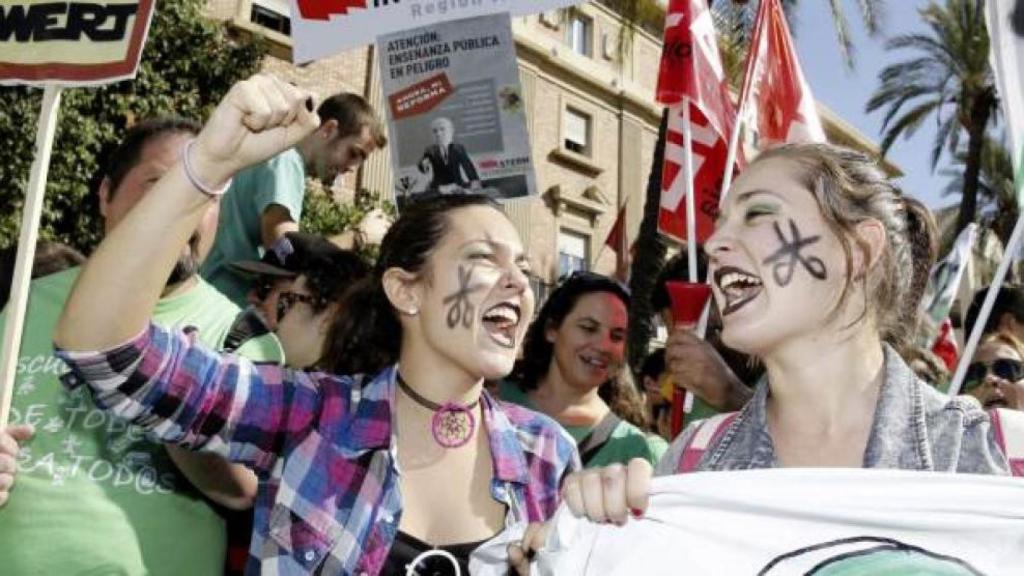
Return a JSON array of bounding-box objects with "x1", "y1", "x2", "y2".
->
[
  {"x1": 866, "y1": 0, "x2": 997, "y2": 235},
  {"x1": 300, "y1": 185, "x2": 394, "y2": 262},
  {"x1": 0, "y1": 0, "x2": 267, "y2": 254},
  {"x1": 942, "y1": 136, "x2": 1018, "y2": 248}
]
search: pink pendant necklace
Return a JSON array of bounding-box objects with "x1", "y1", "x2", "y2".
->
[{"x1": 397, "y1": 373, "x2": 480, "y2": 448}]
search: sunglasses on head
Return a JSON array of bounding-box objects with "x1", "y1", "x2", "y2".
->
[{"x1": 963, "y1": 358, "x2": 1024, "y2": 391}]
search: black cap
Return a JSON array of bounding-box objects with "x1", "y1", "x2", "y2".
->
[{"x1": 229, "y1": 232, "x2": 344, "y2": 279}]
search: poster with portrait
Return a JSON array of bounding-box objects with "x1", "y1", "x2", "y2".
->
[
  {"x1": 377, "y1": 12, "x2": 536, "y2": 210},
  {"x1": 522, "y1": 469, "x2": 1024, "y2": 576}
]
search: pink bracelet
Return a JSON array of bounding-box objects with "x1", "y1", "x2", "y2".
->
[{"x1": 182, "y1": 138, "x2": 232, "y2": 197}]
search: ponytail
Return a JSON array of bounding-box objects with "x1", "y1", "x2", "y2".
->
[
  {"x1": 901, "y1": 196, "x2": 939, "y2": 330},
  {"x1": 318, "y1": 193, "x2": 501, "y2": 378},
  {"x1": 320, "y1": 275, "x2": 400, "y2": 376}
]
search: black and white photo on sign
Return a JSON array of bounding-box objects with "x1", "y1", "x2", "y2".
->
[{"x1": 377, "y1": 13, "x2": 537, "y2": 210}]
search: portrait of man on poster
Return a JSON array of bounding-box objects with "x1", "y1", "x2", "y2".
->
[{"x1": 419, "y1": 116, "x2": 482, "y2": 192}]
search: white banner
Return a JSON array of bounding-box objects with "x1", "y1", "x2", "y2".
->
[
  {"x1": 377, "y1": 13, "x2": 536, "y2": 209},
  {"x1": 529, "y1": 469, "x2": 1024, "y2": 575},
  {"x1": 986, "y1": 0, "x2": 1024, "y2": 199},
  {"x1": 919, "y1": 223, "x2": 978, "y2": 347},
  {"x1": 289, "y1": 0, "x2": 582, "y2": 63}
]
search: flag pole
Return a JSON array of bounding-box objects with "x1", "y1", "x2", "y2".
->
[
  {"x1": 948, "y1": 215, "x2": 1024, "y2": 396},
  {"x1": 719, "y1": 0, "x2": 770, "y2": 205},
  {"x1": 0, "y1": 86, "x2": 63, "y2": 428},
  {"x1": 671, "y1": 102, "x2": 700, "y2": 428},
  {"x1": 683, "y1": 104, "x2": 699, "y2": 282}
]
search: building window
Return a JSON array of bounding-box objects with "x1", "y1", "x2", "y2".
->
[
  {"x1": 558, "y1": 229, "x2": 589, "y2": 278},
  {"x1": 250, "y1": 0, "x2": 291, "y2": 36},
  {"x1": 564, "y1": 108, "x2": 591, "y2": 156},
  {"x1": 567, "y1": 12, "x2": 592, "y2": 57}
]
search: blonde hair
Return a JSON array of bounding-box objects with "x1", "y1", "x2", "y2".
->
[
  {"x1": 978, "y1": 331, "x2": 1024, "y2": 360},
  {"x1": 753, "y1": 143, "x2": 938, "y2": 349}
]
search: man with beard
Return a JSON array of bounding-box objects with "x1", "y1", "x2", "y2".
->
[
  {"x1": 0, "y1": 118, "x2": 280, "y2": 575},
  {"x1": 200, "y1": 92, "x2": 386, "y2": 306}
]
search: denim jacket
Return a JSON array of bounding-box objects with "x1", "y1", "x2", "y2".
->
[{"x1": 657, "y1": 345, "x2": 1011, "y2": 475}]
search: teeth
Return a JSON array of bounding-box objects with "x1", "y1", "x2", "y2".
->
[
  {"x1": 484, "y1": 303, "x2": 520, "y2": 325},
  {"x1": 720, "y1": 272, "x2": 762, "y2": 290}
]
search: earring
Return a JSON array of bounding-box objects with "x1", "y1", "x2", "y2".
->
[{"x1": 407, "y1": 307, "x2": 419, "y2": 316}]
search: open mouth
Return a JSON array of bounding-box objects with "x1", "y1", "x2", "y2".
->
[
  {"x1": 482, "y1": 302, "x2": 521, "y2": 349},
  {"x1": 579, "y1": 354, "x2": 609, "y2": 372},
  {"x1": 714, "y1": 265, "x2": 764, "y2": 316}
]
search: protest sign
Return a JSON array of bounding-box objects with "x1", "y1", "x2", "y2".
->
[
  {"x1": 0, "y1": 0, "x2": 155, "y2": 85},
  {"x1": 290, "y1": 0, "x2": 581, "y2": 63},
  {"x1": 377, "y1": 13, "x2": 536, "y2": 209},
  {"x1": 524, "y1": 469, "x2": 1024, "y2": 576},
  {"x1": 0, "y1": 1, "x2": 154, "y2": 427}
]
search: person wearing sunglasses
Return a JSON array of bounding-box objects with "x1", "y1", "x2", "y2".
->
[
  {"x1": 508, "y1": 143, "x2": 1024, "y2": 574},
  {"x1": 53, "y1": 75, "x2": 578, "y2": 575},
  {"x1": 273, "y1": 244, "x2": 369, "y2": 369},
  {"x1": 225, "y1": 231, "x2": 368, "y2": 368},
  {"x1": 963, "y1": 332, "x2": 1024, "y2": 411}
]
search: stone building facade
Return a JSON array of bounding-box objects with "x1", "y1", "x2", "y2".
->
[{"x1": 205, "y1": 0, "x2": 896, "y2": 292}]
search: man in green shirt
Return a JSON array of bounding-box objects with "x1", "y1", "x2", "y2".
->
[
  {"x1": 0, "y1": 117, "x2": 281, "y2": 575},
  {"x1": 200, "y1": 92, "x2": 386, "y2": 305}
]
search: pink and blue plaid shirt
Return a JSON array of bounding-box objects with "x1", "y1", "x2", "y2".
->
[{"x1": 58, "y1": 323, "x2": 579, "y2": 575}]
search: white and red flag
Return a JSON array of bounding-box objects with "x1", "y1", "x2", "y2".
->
[
  {"x1": 656, "y1": 0, "x2": 740, "y2": 244},
  {"x1": 741, "y1": 0, "x2": 825, "y2": 145}
]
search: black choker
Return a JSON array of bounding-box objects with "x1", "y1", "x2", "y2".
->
[{"x1": 397, "y1": 373, "x2": 480, "y2": 448}]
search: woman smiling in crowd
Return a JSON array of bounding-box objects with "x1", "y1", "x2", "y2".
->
[
  {"x1": 54, "y1": 74, "x2": 577, "y2": 575},
  {"x1": 508, "y1": 143, "x2": 1022, "y2": 571},
  {"x1": 500, "y1": 272, "x2": 667, "y2": 468}
]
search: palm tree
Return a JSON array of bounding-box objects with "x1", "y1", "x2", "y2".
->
[
  {"x1": 866, "y1": 0, "x2": 998, "y2": 235},
  {"x1": 710, "y1": 0, "x2": 885, "y2": 68},
  {"x1": 941, "y1": 136, "x2": 1017, "y2": 247}
]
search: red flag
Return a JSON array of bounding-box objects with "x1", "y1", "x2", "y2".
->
[
  {"x1": 655, "y1": 0, "x2": 740, "y2": 244},
  {"x1": 931, "y1": 317, "x2": 959, "y2": 372},
  {"x1": 604, "y1": 203, "x2": 627, "y2": 252},
  {"x1": 741, "y1": 0, "x2": 825, "y2": 145},
  {"x1": 605, "y1": 203, "x2": 631, "y2": 282}
]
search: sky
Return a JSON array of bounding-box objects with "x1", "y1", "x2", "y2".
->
[{"x1": 791, "y1": 0, "x2": 954, "y2": 210}]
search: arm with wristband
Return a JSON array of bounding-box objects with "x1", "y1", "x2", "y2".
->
[{"x1": 56, "y1": 75, "x2": 319, "y2": 351}]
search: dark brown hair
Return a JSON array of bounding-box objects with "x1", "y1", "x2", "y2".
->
[
  {"x1": 321, "y1": 194, "x2": 501, "y2": 376},
  {"x1": 513, "y1": 272, "x2": 648, "y2": 429},
  {"x1": 317, "y1": 92, "x2": 387, "y2": 148},
  {"x1": 104, "y1": 117, "x2": 200, "y2": 199}
]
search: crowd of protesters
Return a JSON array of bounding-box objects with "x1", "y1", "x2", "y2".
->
[{"x1": 0, "y1": 73, "x2": 1020, "y2": 575}]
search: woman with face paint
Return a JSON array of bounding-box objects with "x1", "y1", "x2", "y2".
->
[
  {"x1": 54, "y1": 75, "x2": 578, "y2": 576},
  {"x1": 506, "y1": 143, "x2": 1024, "y2": 572},
  {"x1": 499, "y1": 272, "x2": 668, "y2": 468}
]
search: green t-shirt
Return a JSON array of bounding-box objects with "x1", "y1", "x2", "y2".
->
[
  {"x1": 498, "y1": 381, "x2": 668, "y2": 468},
  {"x1": 200, "y1": 148, "x2": 306, "y2": 305},
  {"x1": 0, "y1": 268, "x2": 281, "y2": 575}
]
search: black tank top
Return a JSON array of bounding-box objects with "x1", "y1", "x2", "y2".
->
[{"x1": 380, "y1": 531, "x2": 493, "y2": 576}]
